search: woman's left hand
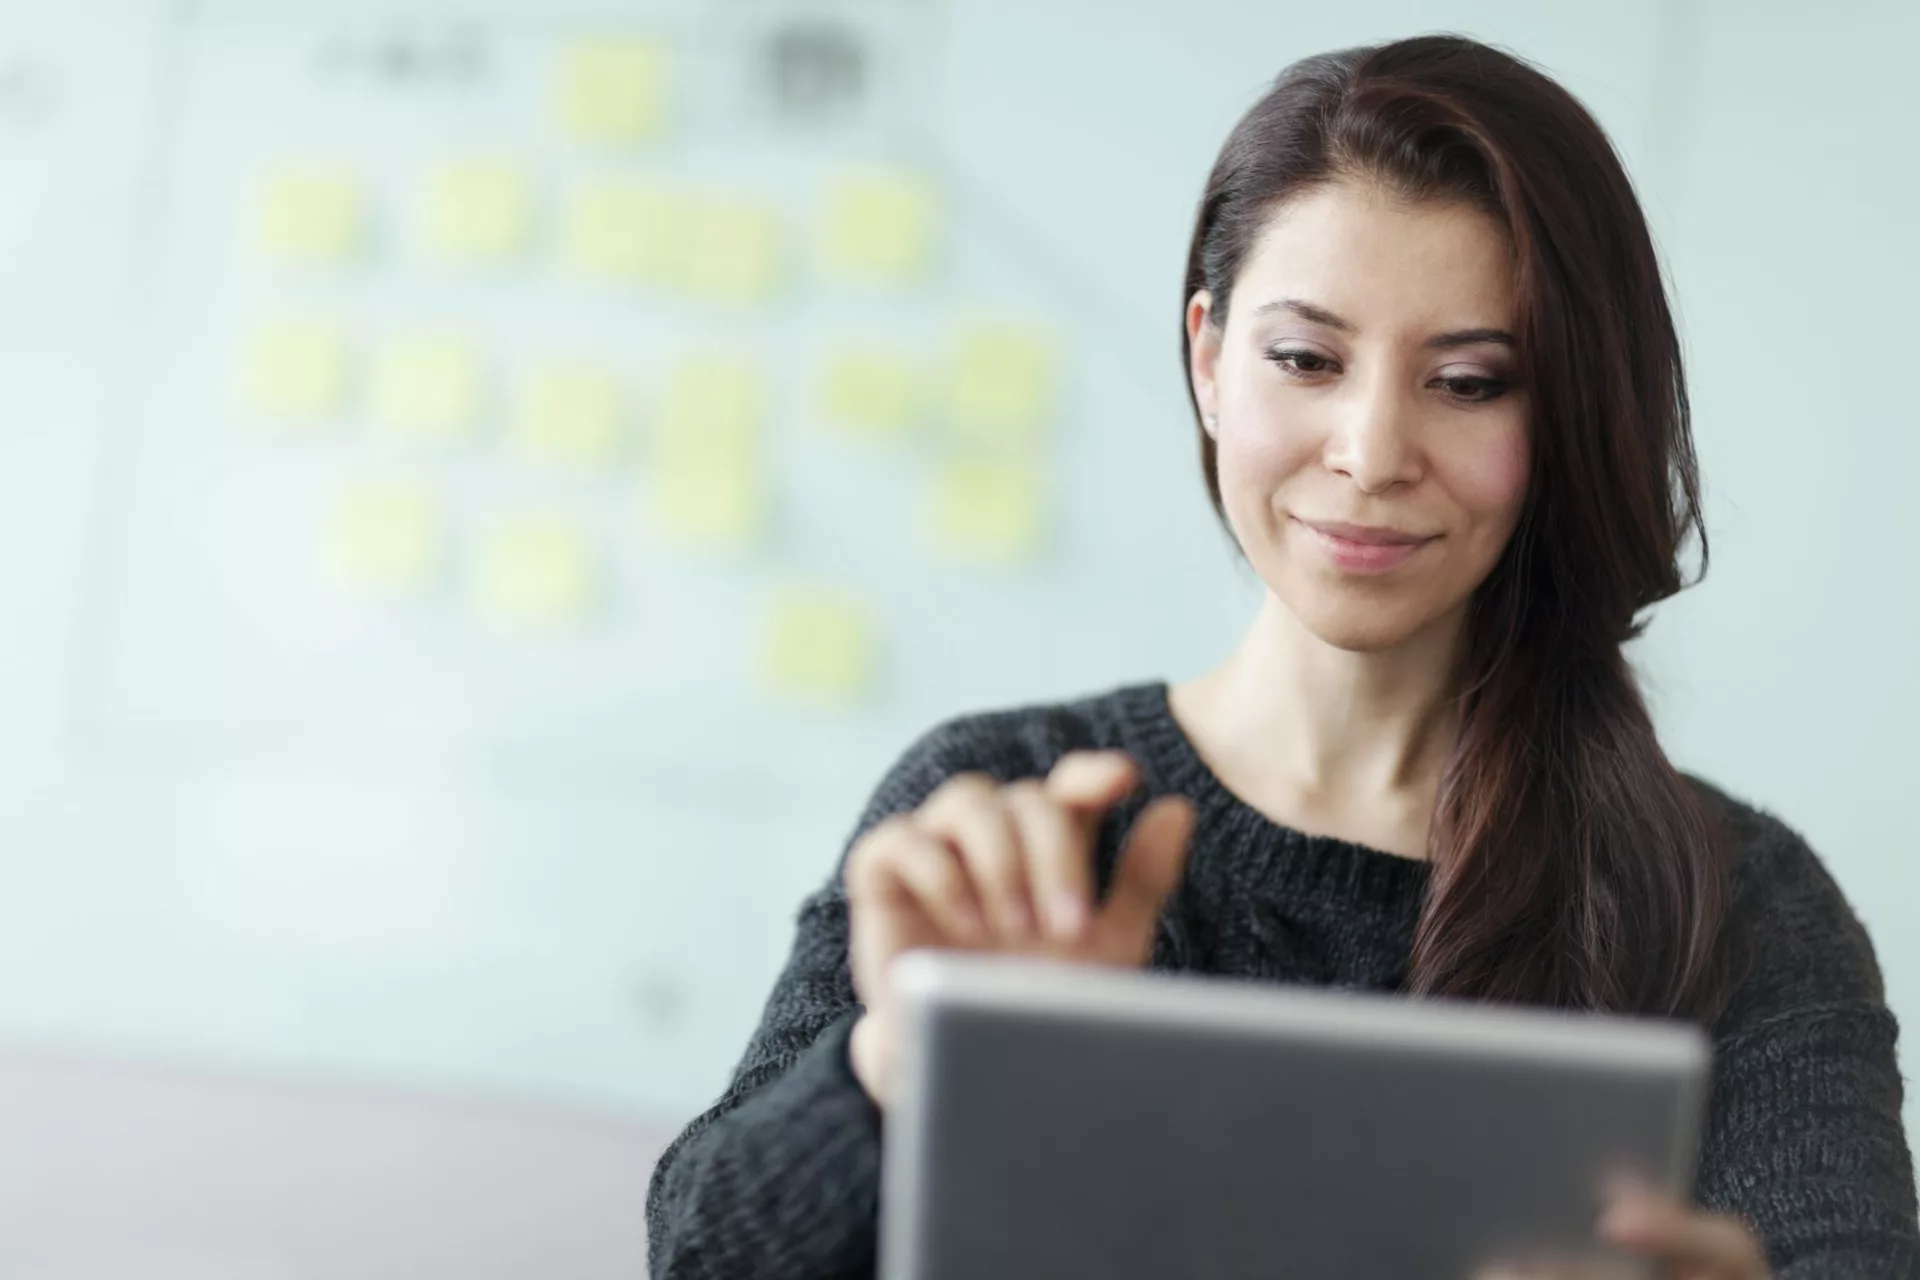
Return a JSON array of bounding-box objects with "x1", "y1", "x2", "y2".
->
[
  {"x1": 1596, "y1": 1188, "x2": 1769, "y2": 1278},
  {"x1": 1481, "y1": 1188, "x2": 1771, "y2": 1279}
]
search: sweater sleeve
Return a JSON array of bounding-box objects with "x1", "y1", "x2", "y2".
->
[
  {"x1": 644, "y1": 714, "x2": 1041, "y2": 1279},
  {"x1": 643, "y1": 887, "x2": 879, "y2": 1280},
  {"x1": 1692, "y1": 803, "x2": 1920, "y2": 1278}
]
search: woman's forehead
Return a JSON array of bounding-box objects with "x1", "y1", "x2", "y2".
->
[{"x1": 1235, "y1": 182, "x2": 1517, "y2": 333}]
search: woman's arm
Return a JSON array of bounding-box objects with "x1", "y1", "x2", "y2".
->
[
  {"x1": 1698, "y1": 1002, "x2": 1917, "y2": 1276},
  {"x1": 644, "y1": 884, "x2": 880, "y2": 1280},
  {"x1": 1692, "y1": 801, "x2": 1920, "y2": 1277},
  {"x1": 644, "y1": 711, "x2": 1053, "y2": 1278}
]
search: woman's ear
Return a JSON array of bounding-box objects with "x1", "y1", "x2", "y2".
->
[{"x1": 1186, "y1": 290, "x2": 1222, "y2": 437}]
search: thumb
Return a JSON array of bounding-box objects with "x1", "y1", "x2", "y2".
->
[{"x1": 1093, "y1": 795, "x2": 1194, "y2": 963}]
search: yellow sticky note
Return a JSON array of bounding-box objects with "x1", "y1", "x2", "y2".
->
[
  {"x1": 329, "y1": 480, "x2": 442, "y2": 595},
  {"x1": 423, "y1": 161, "x2": 531, "y2": 263},
  {"x1": 473, "y1": 512, "x2": 598, "y2": 626},
  {"x1": 683, "y1": 200, "x2": 780, "y2": 302},
  {"x1": 664, "y1": 353, "x2": 761, "y2": 434},
  {"x1": 929, "y1": 457, "x2": 1044, "y2": 563},
  {"x1": 820, "y1": 349, "x2": 919, "y2": 437},
  {"x1": 561, "y1": 179, "x2": 690, "y2": 284},
  {"x1": 651, "y1": 356, "x2": 764, "y2": 545},
  {"x1": 761, "y1": 586, "x2": 877, "y2": 704},
  {"x1": 371, "y1": 335, "x2": 484, "y2": 444},
  {"x1": 240, "y1": 320, "x2": 349, "y2": 424},
  {"x1": 559, "y1": 39, "x2": 670, "y2": 144},
  {"x1": 949, "y1": 322, "x2": 1056, "y2": 443},
  {"x1": 821, "y1": 171, "x2": 938, "y2": 285},
  {"x1": 258, "y1": 168, "x2": 365, "y2": 265},
  {"x1": 514, "y1": 365, "x2": 625, "y2": 466}
]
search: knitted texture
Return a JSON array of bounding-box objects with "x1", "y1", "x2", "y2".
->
[{"x1": 646, "y1": 682, "x2": 1919, "y2": 1278}]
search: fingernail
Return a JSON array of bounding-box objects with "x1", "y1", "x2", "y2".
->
[
  {"x1": 959, "y1": 905, "x2": 988, "y2": 939},
  {"x1": 1008, "y1": 900, "x2": 1037, "y2": 938},
  {"x1": 1048, "y1": 893, "x2": 1088, "y2": 939}
]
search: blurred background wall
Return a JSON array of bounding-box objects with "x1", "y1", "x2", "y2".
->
[{"x1": 0, "y1": 0, "x2": 1912, "y2": 1151}]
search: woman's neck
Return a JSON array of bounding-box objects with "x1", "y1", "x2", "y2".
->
[{"x1": 1172, "y1": 593, "x2": 1465, "y2": 851}]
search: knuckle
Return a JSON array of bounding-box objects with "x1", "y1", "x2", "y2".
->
[
  {"x1": 901, "y1": 838, "x2": 954, "y2": 883},
  {"x1": 1006, "y1": 779, "x2": 1066, "y2": 828},
  {"x1": 1014, "y1": 788, "x2": 1074, "y2": 843},
  {"x1": 958, "y1": 831, "x2": 1022, "y2": 887},
  {"x1": 927, "y1": 771, "x2": 995, "y2": 808},
  {"x1": 1003, "y1": 777, "x2": 1047, "y2": 802},
  {"x1": 849, "y1": 816, "x2": 902, "y2": 862},
  {"x1": 847, "y1": 816, "x2": 917, "y2": 884},
  {"x1": 959, "y1": 836, "x2": 1016, "y2": 882}
]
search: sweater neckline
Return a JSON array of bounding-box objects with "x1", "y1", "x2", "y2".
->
[{"x1": 1110, "y1": 680, "x2": 1433, "y2": 906}]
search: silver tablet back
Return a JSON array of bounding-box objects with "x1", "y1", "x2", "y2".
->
[{"x1": 880, "y1": 952, "x2": 1708, "y2": 1280}]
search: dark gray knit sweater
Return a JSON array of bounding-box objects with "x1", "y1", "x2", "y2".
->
[{"x1": 645, "y1": 682, "x2": 1920, "y2": 1278}]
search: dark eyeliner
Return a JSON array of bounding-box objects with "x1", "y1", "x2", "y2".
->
[
  {"x1": 1264, "y1": 346, "x2": 1335, "y2": 374},
  {"x1": 1436, "y1": 373, "x2": 1511, "y2": 402}
]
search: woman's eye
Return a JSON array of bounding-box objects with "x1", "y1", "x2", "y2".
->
[
  {"x1": 1434, "y1": 373, "x2": 1510, "y2": 403},
  {"x1": 1266, "y1": 348, "x2": 1335, "y2": 376}
]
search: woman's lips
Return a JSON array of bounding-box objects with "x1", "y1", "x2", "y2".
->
[{"x1": 1295, "y1": 518, "x2": 1436, "y2": 574}]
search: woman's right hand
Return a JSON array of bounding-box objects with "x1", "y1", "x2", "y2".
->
[{"x1": 844, "y1": 750, "x2": 1195, "y2": 1106}]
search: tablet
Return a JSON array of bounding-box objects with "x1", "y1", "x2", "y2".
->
[{"x1": 878, "y1": 951, "x2": 1710, "y2": 1280}]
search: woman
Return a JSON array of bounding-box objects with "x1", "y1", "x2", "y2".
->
[{"x1": 646, "y1": 35, "x2": 1918, "y2": 1279}]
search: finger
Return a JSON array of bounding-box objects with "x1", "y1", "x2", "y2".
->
[
  {"x1": 844, "y1": 815, "x2": 916, "y2": 905},
  {"x1": 1646, "y1": 1214, "x2": 1766, "y2": 1278},
  {"x1": 1045, "y1": 751, "x2": 1140, "y2": 813},
  {"x1": 921, "y1": 778, "x2": 1035, "y2": 940},
  {"x1": 1093, "y1": 795, "x2": 1194, "y2": 960},
  {"x1": 882, "y1": 824, "x2": 989, "y2": 943},
  {"x1": 846, "y1": 818, "x2": 958, "y2": 1009},
  {"x1": 845, "y1": 816, "x2": 984, "y2": 952},
  {"x1": 1004, "y1": 781, "x2": 1093, "y2": 941},
  {"x1": 1601, "y1": 1193, "x2": 1767, "y2": 1278}
]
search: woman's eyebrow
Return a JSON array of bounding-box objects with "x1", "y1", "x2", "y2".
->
[
  {"x1": 1425, "y1": 327, "x2": 1516, "y2": 350},
  {"x1": 1252, "y1": 298, "x2": 1353, "y2": 330},
  {"x1": 1252, "y1": 299, "x2": 1515, "y2": 350}
]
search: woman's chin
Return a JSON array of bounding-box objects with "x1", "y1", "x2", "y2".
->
[{"x1": 1284, "y1": 594, "x2": 1432, "y2": 654}]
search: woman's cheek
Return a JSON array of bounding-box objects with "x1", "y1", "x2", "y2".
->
[
  {"x1": 1216, "y1": 411, "x2": 1318, "y2": 505},
  {"x1": 1444, "y1": 412, "x2": 1532, "y2": 526}
]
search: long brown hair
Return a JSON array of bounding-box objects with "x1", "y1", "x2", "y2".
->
[{"x1": 1182, "y1": 35, "x2": 1736, "y2": 1020}]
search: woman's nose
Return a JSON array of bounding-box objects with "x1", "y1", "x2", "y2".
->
[{"x1": 1324, "y1": 374, "x2": 1421, "y2": 494}]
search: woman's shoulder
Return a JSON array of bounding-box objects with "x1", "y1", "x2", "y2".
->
[
  {"x1": 1687, "y1": 775, "x2": 1870, "y2": 922},
  {"x1": 1684, "y1": 774, "x2": 1889, "y2": 1022}
]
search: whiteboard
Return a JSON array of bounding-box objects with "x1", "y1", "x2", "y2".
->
[
  {"x1": 0, "y1": 0, "x2": 1739, "y2": 1128},
  {"x1": 86, "y1": 0, "x2": 1155, "y2": 812}
]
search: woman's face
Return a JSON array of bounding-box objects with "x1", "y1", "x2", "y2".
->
[{"x1": 1188, "y1": 178, "x2": 1532, "y2": 654}]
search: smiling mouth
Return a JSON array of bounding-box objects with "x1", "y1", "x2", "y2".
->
[
  {"x1": 1294, "y1": 518, "x2": 1437, "y2": 574},
  {"x1": 1296, "y1": 519, "x2": 1435, "y2": 546}
]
